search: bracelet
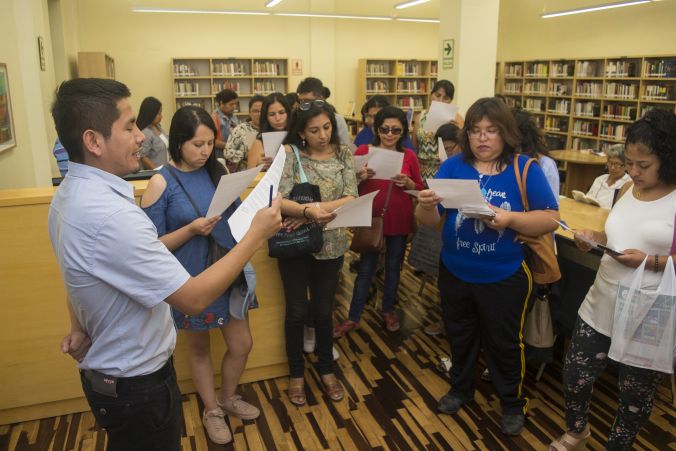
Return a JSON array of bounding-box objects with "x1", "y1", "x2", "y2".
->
[
  {"x1": 314, "y1": 202, "x2": 321, "y2": 210},
  {"x1": 654, "y1": 254, "x2": 659, "y2": 272},
  {"x1": 302, "y1": 206, "x2": 310, "y2": 219}
]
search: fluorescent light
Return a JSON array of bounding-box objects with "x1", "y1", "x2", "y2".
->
[
  {"x1": 265, "y1": 0, "x2": 284, "y2": 7},
  {"x1": 541, "y1": 0, "x2": 652, "y2": 18},
  {"x1": 132, "y1": 7, "x2": 270, "y2": 16},
  {"x1": 395, "y1": 0, "x2": 432, "y2": 9},
  {"x1": 276, "y1": 13, "x2": 392, "y2": 21},
  {"x1": 396, "y1": 18, "x2": 440, "y2": 23}
]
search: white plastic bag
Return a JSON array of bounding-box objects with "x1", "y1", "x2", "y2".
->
[{"x1": 608, "y1": 256, "x2": 676, "y2": 373}]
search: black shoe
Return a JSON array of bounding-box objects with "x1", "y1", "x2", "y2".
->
[
  {"x1": 501, "y1": 413, "x2": 525, "y2": 436},
  {"x1": 437, "y1": 393, "x2": 467, "y2": 415}
]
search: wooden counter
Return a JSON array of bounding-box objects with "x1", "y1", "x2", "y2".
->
[
  {"x1": 556, "y1": 196, "x2": 609, "y2": 240},
  {"x1": 0, "y1": 176, "x2": 287, "y2": 424},
  {"x1": 551, "y1": 149, "x2": 607, "y2": 198}
]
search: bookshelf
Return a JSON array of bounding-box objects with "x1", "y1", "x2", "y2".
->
[
  {"x1": 497, "y1": 55, "x2": 676, "y2": 152},
  {"x1": 171, "y1": 57, "x2": 289, "y2": 117},
  {"x1": 357, "y1": 59, "x2": 438, "y2": 112},
  {"x1": 78, "y1": 52, "x2": 115, "y2": 79}
]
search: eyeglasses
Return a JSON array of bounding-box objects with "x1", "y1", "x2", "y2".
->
[
  {"x1": 299, "y1": 100, "x2": 325, "y2": 111},
  {"x1": 607, "y1": 162, "x2": 625, "y2": 168},
  {"x1": 468, "y1": 128, "x2": 500, "y2": 139},
  {"x1": 378, "y1": 126, "x2": 403, "y2": 136}
]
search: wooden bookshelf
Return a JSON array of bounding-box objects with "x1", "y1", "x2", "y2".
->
[
  {"x1": 171, "y1": 57, "x2": 289, "y2": 117},
  {"x1": 357, "y1": 59, "x2": 438, "y2": 112},
  {"x1": 78, "y1": 52, "x2": 115, "y2": 79},
  {"x1": 498, "y1": 55, "x2": 676, "y2": 152}
]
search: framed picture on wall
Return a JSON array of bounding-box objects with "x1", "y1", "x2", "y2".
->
[{"x1": 0, "y1": 63, "x2": 17, "y2": 152}]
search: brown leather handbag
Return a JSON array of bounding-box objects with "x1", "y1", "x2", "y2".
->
[
  {"x1": 513, "y1": 156, "x2": 561, "y2": 285},
  {"x1": 350, "y1": 182, "x2": 394, "y2": 254}
]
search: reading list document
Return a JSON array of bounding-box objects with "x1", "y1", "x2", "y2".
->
[
  {"x1": 423, "y1": 101, "x2": 459, "y2": 133},
  {"x1": 367, "y1": 147, "x2": 404, "y2": 180},
  {"x1": 353, "y1": 152, "x2": 375, "y2": 173},
  {"x1": 437, "y1": 137, "x2": 448, "y2": 163},
  {"x1": 228, "y1": 149, "x2": 286, "y2": 242},
  {"x1": 262, "y1": 131, "x2": 287, "y2": 158},
  {"x1": 426, "y1": 178, "x2": 494, "y2": 217},
  {"x1": 326, "y1": 191, "x2": 380, "y2": 229},
  {"x1": 206, "y1": 165, "x2": 263, "y2": 218}
]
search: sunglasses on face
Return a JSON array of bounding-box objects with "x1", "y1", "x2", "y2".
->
[
  {"x1": 298, "y1": 100, "x2": 326, "y2": 111},
  {"x1": 378, "y1": 126, "x2": 403, "y2": 136}
]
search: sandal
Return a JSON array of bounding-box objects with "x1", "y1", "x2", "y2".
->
[
  {"x1": 549, "y1": 425, "x2": 590, "y2": 451},
  {"x1": 321, "y1": 373, "x2": 344, "y2": 401},
  {"x1": 288, "y1": 377, "x2": 306, "y2": 406}
]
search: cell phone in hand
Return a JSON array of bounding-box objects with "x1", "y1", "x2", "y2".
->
[{"x1": 597, "y1": 244, "x2": 624, "y2": 257}]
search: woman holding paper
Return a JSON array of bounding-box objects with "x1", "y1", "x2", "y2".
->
[
  {"x1": 247, "y1": 92, "x2": 291, "y2": 169},
  {"x1": 583, "y1": 144, "x2": 631, "y2": 208},
  {"x1": 277, "y1": 100, "x2": 358, "y2": 406},
  {"x1": 141, "y1": 106, "x2": 260, "y2": 445},
  {"x1": 415, "y1": 97, "x2": 559, "y2": 436},
  {"x1": 549, "y1": 109, "x2": 676, "y2": 451},
  {"x1": 334, "y1": 106, "x2": 424, "y2": 336},
  {"x1": 224, "y1": 94, "x2": 265, "y2": 172},
  {"x1": 411, "y1": 80, "x2": 464, "y2": 180}
]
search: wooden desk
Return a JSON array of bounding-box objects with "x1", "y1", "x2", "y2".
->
[
  {"x1": 551, "y1": 150, "x2": 607, "y2": 198},
  {"x1": 556, "y1": 196, "x2": 609, "y2": 239},
  {"x1": 0, "y1": 176, "x2": 287, "y2": 424}
]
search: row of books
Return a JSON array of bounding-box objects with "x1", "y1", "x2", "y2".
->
[
  {"x1": 549, "y1": 99, "x2": 570, "y2": 114},
  {"x1": 366, "y1": 63, "x2": 391, "y2": 76},
  {"x1": 605, "y1": 61, "x2": 639, "y2": 78},
  {"x1": 523, "y1": 98, "x2": 545, "y2": 112},
  {"x1": 574, "y1": 101, "x2": 600, "y2": 117},
  {"x1": 397, "y1": 80, "x2": 427, "y2": 93},
  {"x1": 550, "y1": 83, "x2": 569, "y2": 96},
  {"x1": 644, "y1": 60, "x2": 676, "y2": 78},
  {"x1": 575, "y1": 61, "x2": 602, "y2": 78},
  {"x1": 544, "y1": 116, "x2": 568, "y2": 132},
  {"x1": 504, "y1": 82, "x2": 521, "y2": 94},
  {"x1": 174, "y1": 64, "x2": 200, "y2": 77},
  {"x1": 576, "y1": 82, "x2": 603, "y2": 97},
  {"x1": 175, "y1": 81, "x2": 201, "y2": 96},
  {"x1": 505, "y1": 64, "x2": 523, "y2": 77},
  {"x1": 643, "y1": 84, "x2": 673, "y2": 100},
  {"x1": 366, "y1": 80, "x2": 390, "y2": 92},
  {"x1": 523, "y1": 81, "x2": 547, "y2": 94},
  {"x1": 573, "y1": 120, "x2": 598, "y2": 136},
  {"x1": 397, "y1": 97, "x2": 425, "y2": 108},
  {"x1": 602, "y1": 104, "x2": 636, "y2": 120},
  {"x1": 599, "y1": 123, "x2": 628, "y2": 140},
  {"x1": 212, "y1": 82, "x2": 242, "y2": 93},
  {"x1": 604, "y1": 83, "x2": 637, "y2": 99},
  {"x1": 572, "y1": 137, "x2": 597, "y2": 150},
  {"x1": 252, "y1": 62, "x2": 285, "y2": 76},
  {"x1": 176, "y1": 99, "x2": 209, "y2": 109},
  {"x1": 212, "y1": 62, "x2": 248, "y2": 76},
  {"x1": 396, "y1": 62, "x2": 425, "y2": 76},
  {"x1": 253, "y1": 80, "x2": 282, "y2": 92},
  {"x1": 525, "y1": 63, "x2": 548, "y2": 77},
  {"x1": 551, "y1": 62, "x2": 574, "y2": 77}
]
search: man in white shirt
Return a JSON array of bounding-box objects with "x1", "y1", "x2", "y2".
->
[{"x1": 50, "y1": 78, "x2": 281, "y2": 451}]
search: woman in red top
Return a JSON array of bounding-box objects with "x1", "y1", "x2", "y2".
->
[{"x1": 334, "y1": 106, "x2": 424, "y2": 335}]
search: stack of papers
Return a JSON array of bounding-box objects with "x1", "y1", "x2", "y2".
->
[
  {"x1": 423, "y1": 101, "x2": 459, "y2": 133},
  {"x1": 325, "y1": 191, "x2": 379, "y2": 229},
  {"x1": 426, "y1": 179, "x2": 494, "y2": 217}
]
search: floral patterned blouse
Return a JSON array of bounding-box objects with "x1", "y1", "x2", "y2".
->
[
  {"x1": 278, "y1": 144, "x2": 358, "y2": 260},
  {"x1": 415, "y1": 110, "x2": 440, "y2": 180},
  {"x1": 224, "y1": 121, "x2": 259, "y2": 173}
]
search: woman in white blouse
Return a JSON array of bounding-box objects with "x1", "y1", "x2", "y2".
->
[{"x1": 586, "y1": 144, "x2": 631, "y2": 208}]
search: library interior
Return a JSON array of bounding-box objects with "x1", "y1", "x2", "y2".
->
[{"x1": 1, "y1": 0, "x2": 675, "y2": 450}]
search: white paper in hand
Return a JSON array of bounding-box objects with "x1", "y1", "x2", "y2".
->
[
  {"x1": 423, "y1": 101, "x2": 459, "y2": 133},
  {"x1": 227, "y1": 149, "x2": 286, "y2": 242},
  {"x1": 206, "y1": 165, "x2": 263, "y2": 218},
  {"x1": 437, "y1": 137, "x2": 448, "y2": 163},
  {"x1": 262, "y1": 131, "x2": 287, "y2": 158},
  {"x1": 426, "y1": 178, "x2": 488, "y2": 210},
  {"x1": 353, "y1": 152, "x2": 375, "y2": 173},
  {"x1": 326, "y1": 191, "x2": 380, "y2": 229},
  {"x1": 367, "y1": 147, "x2": 404, "y2": 180}
]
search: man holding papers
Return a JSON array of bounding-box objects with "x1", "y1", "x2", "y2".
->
[
  {"x1": 334, "y1": 106, "x2": 424, "y2": 337},
  {"x1": 415, "y1": 97, "x2": 559, "y2": 437},
  {"x1": 50, "y1": 80, "x2": 281, "y2": 451}
]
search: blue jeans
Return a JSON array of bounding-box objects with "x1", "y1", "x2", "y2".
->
[
  {"x1": 80, "y1": 359, "x2": 182, "y2": 451},
  {"x1": 348, "y1": 235, "x2": 408, "y2": 322}
]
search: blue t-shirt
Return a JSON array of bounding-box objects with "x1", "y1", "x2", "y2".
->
[
  {"x1": 354, "y1": 126, "x2": 416, "y2": 152},
  {"x1": 437, "y1": 154, "x2": 558, "y2": 283}
]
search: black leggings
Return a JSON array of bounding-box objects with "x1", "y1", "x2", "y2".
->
[
  {"x1": 563, "y1": 317, "x2": 664, "y2": 450},
  {"x1": 278, "y1": 255, "x2": 343, "y2": 378}
]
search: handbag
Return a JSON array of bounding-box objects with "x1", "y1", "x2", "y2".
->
[
  {"x1": 608, "y1": 256, "x2": 676, "y2": 373},
  {"x1": 350, "y1": 182, "x2": 394, "y2": 254},
  {"x1": 268, "y1": 145, "x2": 324, "y2": 258},
  {"x1": 523, "y1": 291, "x2": 556, "y2": 348},
  {"x1": 513, "y1": 155, "x2": 562, "y2": 285},
  {"x1": 165, "y1": 166, "x2": 256, "y2": 319}
]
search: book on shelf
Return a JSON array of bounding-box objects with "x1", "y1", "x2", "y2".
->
[
  {"x1": 571, "y1": 190, "x2": 601, "y2": 207},
  {"x1": 396, "y1": 61, "x2": 423, "y2": 76},
  {"x1": 644, "y1": 60, "x2": 676, "y2": 78},
  {"x1": 173, "y1": 63, "x2": 198, "y2": 77},
  {"x1": 366, "y1": 62, "x2": 391, "y2": 76},
  {"x1": 252, "y1": 61, "x2": 283, "y2": 76},
  {"x1": 212, "y1": 61, "x2": 248, "y2": 76}
]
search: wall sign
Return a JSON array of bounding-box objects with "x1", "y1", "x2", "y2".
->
[{"x1": 442, "y1": 39, "x2": 454, "y2": 69}]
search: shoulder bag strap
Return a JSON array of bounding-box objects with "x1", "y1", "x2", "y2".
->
[
  {"x1": 165, "y1": 165, "x2": 202, "y2": 219},
  {"x1": 380, "y1": 182, "x2": 395, "y2": 217},
  {"x1": 290, "y1": 144, "x2": 309, "y2": 183},
  {"x1": 513, "y1": 155, "x2": 535, "y2": 212}
]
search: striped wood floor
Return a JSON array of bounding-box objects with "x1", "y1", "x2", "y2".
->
[{"x1": 1, "y1": 252, "x2": 674, "y2": 450}]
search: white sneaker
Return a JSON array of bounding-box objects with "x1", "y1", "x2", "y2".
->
[
  {"x1": 303, "y1": 326, "x2": 316, "y2": 353},
  {"x1": 202, "y1": 408, "x2": 232, "y2": 444},
  {"x1": 333, "y1": 345, "x2": 340, "y2": 361}
]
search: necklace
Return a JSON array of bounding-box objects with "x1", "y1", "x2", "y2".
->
[{"x1": 479, "y1": 173, "x2": 494, "y2": 197}]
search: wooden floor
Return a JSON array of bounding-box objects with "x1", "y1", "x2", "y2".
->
[{"x1": 1, "y1": 253, "x2": 674, "y2": 451}]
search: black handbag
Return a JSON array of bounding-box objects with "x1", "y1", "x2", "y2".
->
[{"x1": 268, "y1": 145, "x2": 324, "y2": 258}]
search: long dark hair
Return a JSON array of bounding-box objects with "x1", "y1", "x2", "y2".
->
[
  {"x1": 296, "y1": 77, "x2": 330, "y2": 99},
  {"x1": 626, "y1": 109, "x2": 676, "y2": 184},
  {"x1": 136, "y1": 96, "x2": 162, "y2": 131},
  {"x1": 513, "y1": 108, "x2": 549, "y2": 158},
  {"x1": 459, "y1": 97, "x2": 521, "y2": 170},
  {"x1": 284, "y1": 101, "x2": 339, "y2": 150},
  {"x1": 168, "y1": 106, "x2": 224, "y2": 186},
  {"x1": 372, "y1": 106, "x2": 409, "y2": 152},
  {"x1": 260, "y1": 92, "x2": 291, "y2": 133},
  {"x1": 431, "y1": 79, "x2": 455, "y2": 100}
]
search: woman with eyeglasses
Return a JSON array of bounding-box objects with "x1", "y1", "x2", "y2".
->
[
  {"x1": 354, "y1": 95, "x2": 416, "y2": 150},
  {"x1": 334, "y1": 106, "x2": 423, "y2": 337},
  {"x1": 224, "y1": 95, "x2": 265, "y2": 173},
  {"x1": 415, "y1": 97, "x2": 559, "y2": 436},
  {"x1": 550, "y1": 109, "x2": 676, "y2": 451},
  {"x1": 411, "y1": 80, "x2": 464, "y2": 180},
  {"x1": 276, "y1": 100, "x2": 358, "y2": 406},
  {"x1": 583, "y1": 144, "x2": 631, "y2": 208},
  {"x1": 247, "y1": 92, "x2": 291, "y2": 169}
]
